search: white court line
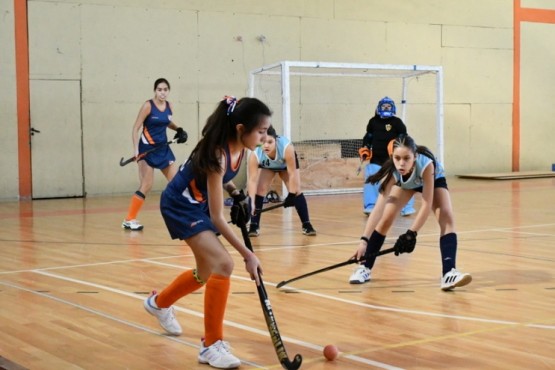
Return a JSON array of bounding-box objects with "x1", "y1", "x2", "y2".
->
[
  {"x1": 0, "y1": 280, "x2": 264, "y2": 369},
  {"x1": 27, "y1": 269, "x2": 403, "y2": 370},
  {"x1": 0, "y1": 253, "x2": 195, "y2": 275},
  {"x1": 141, "y1": 260, "x2": 555, "y2": 330},
  {"x1": 4, "y1": 251, "x2": 553, "y2": 331},
  {"x1": 3, "y1": 228, "x2": 553, "y2": 368},
  {"x1": 2, "y1": 221, "x2": 554, "y2": 275}
]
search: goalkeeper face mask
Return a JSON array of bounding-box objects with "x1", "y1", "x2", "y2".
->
[{"x1": 376, "y1": 96, "x2": 396, "y2": 118}]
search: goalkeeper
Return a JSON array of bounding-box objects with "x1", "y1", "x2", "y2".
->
[
  {"x1": 349, "y1": 134, "x2": 472, "y2": 291},
  {"x1": 247, "y1": 125, "x2": 316, "y2": 237},
  {"x1": 359, "y1": 96, "x2": 415, "y2": 216}
]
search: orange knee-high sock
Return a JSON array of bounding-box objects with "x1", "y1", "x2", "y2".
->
[
  {"x1": 156, "y1": 269, "x2": 204, "y2": 308},
  {"x1": 204, "y1": 274, "x2": 230, "y2": 346},
  {"x1": 126, "y1": 191, "x2": 145, "y2": 220}
]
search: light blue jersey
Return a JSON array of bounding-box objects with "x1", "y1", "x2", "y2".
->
[
  {"x1": 254, "y1": 136, "x2": 291, "y2": 170},
  {"x1": 393, "y1": 154, "x2": 445, "y2": 190}
]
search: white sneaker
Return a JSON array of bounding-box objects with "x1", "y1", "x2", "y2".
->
[
  {"x1": 400, "y1": 208, "x2": 416, "y2": 217},
  {"x1": 349, "y1": 265, "x2": 371, "y2": 284},
  {"x1": 122, "y1": 219, "x2": 143, "y2": 231},
  {"x1": 198, "y1": 339, "x2": 241, "y2": 369},
  {"x1": 441, "y1": 268, "x2": 472, "y2": 291},
  {"x1": 143, "y1": 293, "x2": 182, "y2": 335},
  {"x1": 248, "y1": 224, "x2": 259, "y2": 237}
]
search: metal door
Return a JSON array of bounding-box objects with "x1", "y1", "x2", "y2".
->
[{"x1": 30, "y1": 79, "x2": 84, "y2": 199}]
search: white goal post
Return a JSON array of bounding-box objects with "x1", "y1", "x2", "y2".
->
[{"x1": 248, "y1": 61, "x2": 444, "y2": 195}]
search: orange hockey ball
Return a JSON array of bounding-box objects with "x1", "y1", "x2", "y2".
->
[{"x1": 323, "y1": 344, "x2": 339, "y2": 361}]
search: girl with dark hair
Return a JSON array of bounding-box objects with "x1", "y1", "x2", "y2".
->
[
  {"x1": 349, "y1": 134, "x2": 472, "y2": 291},
  {"x1": 122, "y1": 78, "x2": 188, "y2": 231},
  {"x1": 143, "y1": 96, "x2": 271, "y2": 369},
  {"x1": 246, "y1": 125, "x2": 316, "y2": 237},
  {"x1": 360, "y1": 96, "x2": 415, "y2": 216}
]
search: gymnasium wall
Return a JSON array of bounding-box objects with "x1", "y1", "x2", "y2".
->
[
  {"x1": 1, "y1": 0, "x2": 554, "y2": 199},
  {"x1": 0, "y1": 0, "x2": 18, "y2": 198}
]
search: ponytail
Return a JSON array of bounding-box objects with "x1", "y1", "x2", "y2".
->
[{"x1": 188, "y1": 97, "x2": 272, "y2": 181}]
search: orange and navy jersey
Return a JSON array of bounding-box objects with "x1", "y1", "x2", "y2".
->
[
  {"x1": 140, "y1": 99, "x2": 173, "y2": 146},
  {"x1": 165, "y1": 144, "x2": 244, "y2": 207}
]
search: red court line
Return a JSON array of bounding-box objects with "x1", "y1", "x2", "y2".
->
[{"x1": 0, "y1": 204, "x2": 161, "y2": 220}]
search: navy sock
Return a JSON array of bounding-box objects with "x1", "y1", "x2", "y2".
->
[
  {"x1": 294, "y1": 193, "x2": 310, "y2": 224},
  {"x1": 250, "y1": 194, "x2": 265, "y2": 227},
  {"x1": 440, "y1": 233, "x2": 457, "y2": 275},
  {"x1": 363, "y1": 231, "x2": 386, "y2": 269}
]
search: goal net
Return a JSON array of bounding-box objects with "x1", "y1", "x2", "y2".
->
[{"x1": 248, "y1": 61, "x2": 444, "y2": 195}]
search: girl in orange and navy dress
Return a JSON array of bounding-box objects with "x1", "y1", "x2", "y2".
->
[
  {"x1": 122, "y1": 78, "x2": 187, "y2": 230},
  {"x1": 143, "y1": 96, "x2": 271, "y2": 369}
]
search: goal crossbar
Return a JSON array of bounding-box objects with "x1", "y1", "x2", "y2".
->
[{"x1": 248, "y1": 61, "x2": 444, "y2": 195}]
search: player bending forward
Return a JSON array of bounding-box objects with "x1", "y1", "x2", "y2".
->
[
  {"x1": 247, "y1": 125, "x2": 316, "y2": 237},
  {"x1": 349, "y1": 134, "x2": 472, "y2": 291},
  {"x1": 144, "y1": 96, "x2": 271, "y2": 369}
]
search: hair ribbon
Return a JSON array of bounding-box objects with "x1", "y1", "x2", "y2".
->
[{"x1": 223, "y1": 95, "x2": 237, "y2": 116}]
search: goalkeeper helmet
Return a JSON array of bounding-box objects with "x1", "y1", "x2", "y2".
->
[{"x1": 376, "y1": 96, "x2": 396, "y2": 118}]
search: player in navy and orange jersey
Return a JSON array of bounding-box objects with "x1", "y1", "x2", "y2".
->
[
  {"x1": 246, "y1": 125, "x2": 316, "y2": 237},
  {"x1": 122, "y1": 78, "x2": 187, "y2": 231},
  {"x1": 143, "y1": 96, "x2": 271, "y2": 369}
]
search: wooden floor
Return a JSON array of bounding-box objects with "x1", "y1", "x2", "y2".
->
[{"x1": 1, "y1": 177, "x2": 554, "y2": 370}]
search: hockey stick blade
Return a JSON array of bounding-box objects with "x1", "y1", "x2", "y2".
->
[
  {"x1": 257, "y1": 281, "x2": 303, "y2": 370},
  {"x1": 238, "y1": 217, "x2": 302, "y2": 369},
  {"x1": 276, "y1": 247, "x2": 395, "y2": 288},
  {"x1": 282, "y1": 355, "x2": 303, "y2": 370},
  {"x1": 119, "y1": 139, "x2": 177, "y2": 167},
  {"x1": 255, "y1": 202, "x2": 285, "y2": 215},
  {"x1": 119, "y1": 156, "x2": 135, "y2": 166}
]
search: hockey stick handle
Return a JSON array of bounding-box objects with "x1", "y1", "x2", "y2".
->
[
  {"x1": 275, "y1": 247, "x2": 395, "y2": 288},
  {"x1": 238, "y1": 217, "x2": 302, "y2": 370},
  {"x1": 254, "y1": 202, "x2": 285, "y2": 215},
  {"x1": 356, "y1": 157, "x2": 364, "y2": 175},
  {"x1": 119, "y1": 139, "x2": 178, "y2": 167}
]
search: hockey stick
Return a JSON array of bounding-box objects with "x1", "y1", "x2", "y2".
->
[
  {"x1": 356, "y1": 157, "x2": 365, "y2": 176},
  {"x1": 238, "y1": 217, "x2": 302, "y2": 370},
  {"x1": 254, "y1": 202, "x2": 285, "y2": 215},
  {"x1": 276, "y1": 247, "x2": 395, "y2": 288},
  {"x1": 119, "y1": 139, "x2": 177, "y2": 167}
]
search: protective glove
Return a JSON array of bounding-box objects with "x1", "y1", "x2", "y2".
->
[
  {"x1": 174, "y1": 127, "x2": 188, "y2": 144},
  {"x1": 358, "y1": 147, "x2": 372, "y2": 161},
  {"x1": 393, "y1": 230, "x2": 417, "y2": 256},
  {"x1": 283, "y1": 192, "x2": 297, "y2": 208},
  {"x1": 230, "y1": 190, "x2": 251, "y2": 225},
  {"x1": 387, "y1": 139, "x2": 395, "y2": 156}
]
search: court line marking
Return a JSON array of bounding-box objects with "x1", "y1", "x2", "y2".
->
[
  {"x1": 2, "y1": 254, "x2": 553, "y2": 331},
  {"x1": 144, "y1": 260, "x2": 555, "y2": 330},
  {"x1": 21, "y1": 270, "x2": 402, "y2": 370},
  {"x1": 2, "y1": 229, "x2": 553, "y2": 368},
  {"x1": 13, "y1": 261, "x2": 554, "y2": 370},
  {"x1": 0, "y1": 281, "x2": 264, "y2": 369}
]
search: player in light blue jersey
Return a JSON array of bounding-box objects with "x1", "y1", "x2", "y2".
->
[
  {"x1": 349, "y1": 134, "x2": 472, "y2": 291},
  {"x1": 247, "y1": 126, "x2": 316, "y2": 237},
  {"x1": 360, "y1": 96, "x2": 415, "y2": 216}
]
